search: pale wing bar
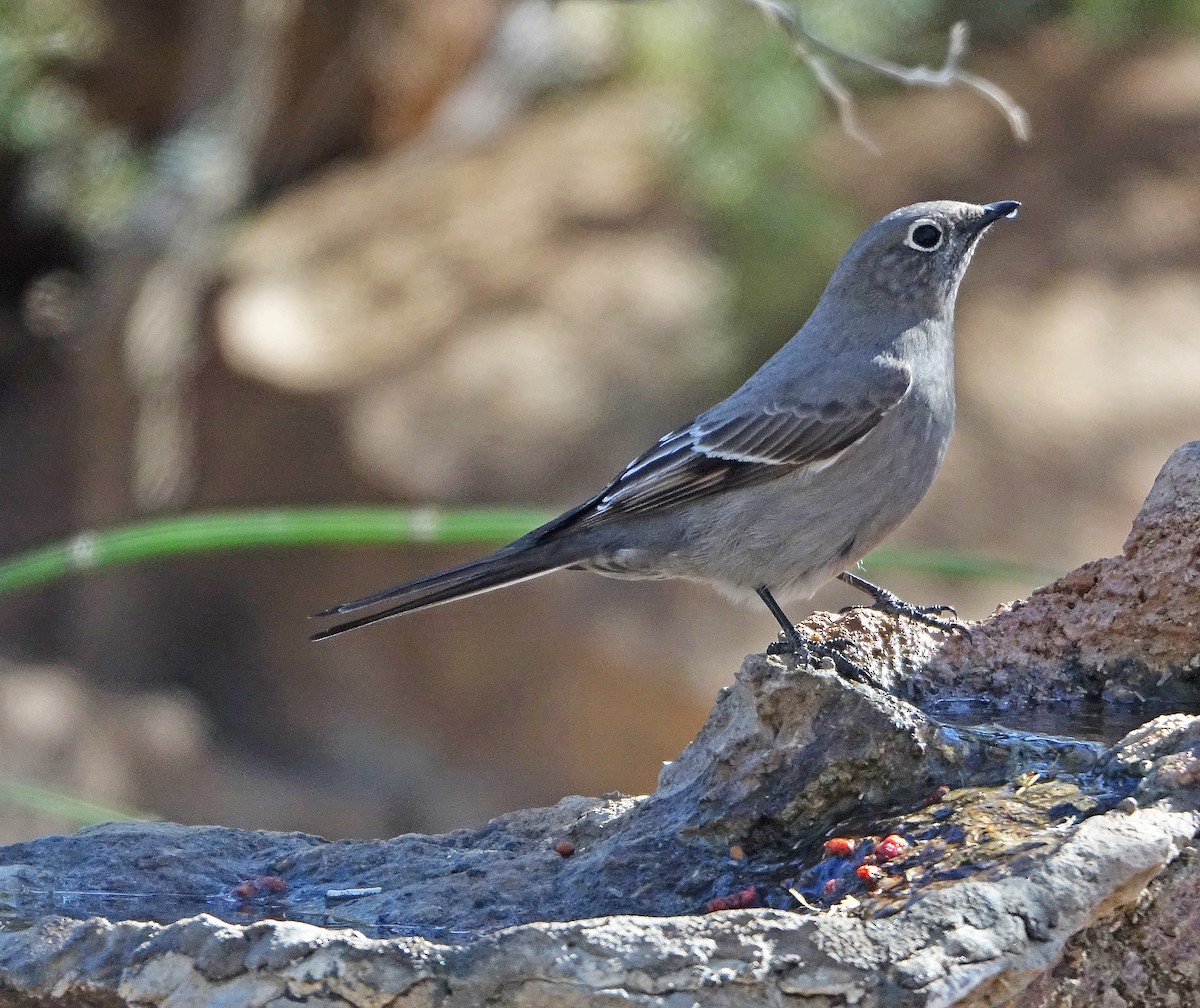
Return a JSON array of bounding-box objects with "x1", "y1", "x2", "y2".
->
[{"x1": 584, "y1": 371, "x2": 911, "y2": 524}]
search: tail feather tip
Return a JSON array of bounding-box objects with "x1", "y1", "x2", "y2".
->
[{"x1": 310, "y1": 621, "x2": 353, "y2": 641}]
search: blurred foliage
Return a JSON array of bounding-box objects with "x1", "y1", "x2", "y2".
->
[
  {"x1": 621, "y1": 0, "x2": 1200, "y2": 367},
  {"x1": 930, "y1": 0, "x2": 1200, "y2": 42},
  {"x1": 624, "y1": 1, "x2": 862, "y2": 366},
  {"x1": 0, "y1": 0, "x2": 144, "y2": 237},
  {"x1": 0, "y1": 0, "x2": 1195, "y2": 254},
  {"x1": 1066, "y1": 0, "x2": 1200, "y2": 38}
]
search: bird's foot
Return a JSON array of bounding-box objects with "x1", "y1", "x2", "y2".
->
[
  {"x1": 840, "y1": 586, "x2": 971, "y2": 638},
  {"x1": 767, "y1": 629, "x2": 883, "y2": 690}
]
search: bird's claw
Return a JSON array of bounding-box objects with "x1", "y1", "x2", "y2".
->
[
  {"x1": 909, "y1": 603, "x2": 973, "y2": 639},
  {"x1": 767, "y1": 631, "x2": 883, "y2": 689},
  {"x1": 841, "y1": 590, "x2": 972, "y2": 639},
  {"x1": 912, "y1": 602, "x2": 957, "y2": 619}
]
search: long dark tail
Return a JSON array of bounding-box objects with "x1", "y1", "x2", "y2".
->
[{"x1": 310, "y1": 543, "x2": 576, "y2": 641}]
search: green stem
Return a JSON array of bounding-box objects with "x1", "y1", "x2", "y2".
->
[
  {"x1": 0, "y1": 507, "x2": 555, "y2": 595},
  {"x1": 860, "y1": 545, "x2": 1053, "y2": 582},
  {"x1": 0, "y1": 506, "x2": 1051, "y2": 597},
  {"x1": 0, "y1": 780, "x2": 149, "y2": 825}
]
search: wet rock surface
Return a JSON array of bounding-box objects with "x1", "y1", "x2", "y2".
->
[
  {"x1": 2, "y1": 444, "x2": 1200, "y2": 1006},
  {"x1": 0, "y1": 712, "x2": 1195, "y2": 1007}
]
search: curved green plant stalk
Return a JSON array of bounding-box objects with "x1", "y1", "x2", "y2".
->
[
  {"x1": 854, "y1": 545, "x2": 1051, "y2": 583},
  {"x1": 0, "y1": 779, "x2": 149, "y2": 826},
  {"x1": 0, "y1": 506, "x2": 1051, "y2": 597},
  {"x1": 0, "y1": 507, "x2": 554, "y2": 595}
]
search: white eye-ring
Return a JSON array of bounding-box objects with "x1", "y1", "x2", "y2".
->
[{"x1": 904, "y1": 219, "x2": 944, "y2": 252}]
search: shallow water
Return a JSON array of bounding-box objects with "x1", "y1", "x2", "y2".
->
[
  {"x1": 1, "y1": 699, "x2": 1187, "y2": 938},
  {"x1": 929, "y1": 695, "x2": 1189, "y2": 746}
]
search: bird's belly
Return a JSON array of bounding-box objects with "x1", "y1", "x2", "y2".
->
[
  {"x1": 581, "y1": 402, "x2": 950, "y2": 601},
  {"x1": 680, "y1": 423, "x2": 947, "y2": 598}
]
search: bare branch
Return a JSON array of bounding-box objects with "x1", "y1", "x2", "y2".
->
[
  {"x1": 807, "y1": 20, "x2": 1031, "y2": 142},
  {"x1": 747, "y1": 0, "x2": 880, "y2": 153},
  {"x1": 738, "y1": 2, "x2": 1031, "y2": 151},
  {"x1": 799, "y1": 49, "x2": 880, "y2": 156}
]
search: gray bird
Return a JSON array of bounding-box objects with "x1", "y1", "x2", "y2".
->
[{"x1": 313, "y1": 199, "x2": 1019, "y2": 668}]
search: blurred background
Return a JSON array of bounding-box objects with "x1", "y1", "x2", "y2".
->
[{"x1": 0, "y1": 0, "x2": 1198, "y2": 844}]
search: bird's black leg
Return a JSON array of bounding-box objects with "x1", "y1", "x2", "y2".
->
[
  {"x1": 837, "y1": 571, "x2": 970, "y2": 637},
  {"x1": 756, "y1": 586, "x2": 808, "y2": 653},
  {"x1": 756, "y1": 586, "x2": 879, "y2": 686}
]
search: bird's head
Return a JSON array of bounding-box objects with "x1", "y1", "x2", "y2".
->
[{"x1": 826, "y1": 200, "x2": 1020, "y2": 320}]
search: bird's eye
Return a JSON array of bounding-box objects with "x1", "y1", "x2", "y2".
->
[{"x1": 904, "y1": 220, "x2": 944, "y2": 252}]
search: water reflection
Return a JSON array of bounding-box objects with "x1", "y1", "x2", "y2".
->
[{"x1": 929, "y1": 695, "x2": 1189, "y2": 745}]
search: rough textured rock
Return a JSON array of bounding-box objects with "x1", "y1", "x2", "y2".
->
[
  {"x1": 921, "y1": 441, "x2": 1200, "y2": 707},
  {"x1": 0, "y1": 717, "x2": 1195, "y2": 1007},
  {"x1": 0, "y1": 660, "x2": 1105, "y2": 938},
  {"x1": 1021, "y1": 848, "x2": 1200, "y2": 1007},
  {"x1": 3, "y1": 444, "x2": 1200, "y2": 1005}
]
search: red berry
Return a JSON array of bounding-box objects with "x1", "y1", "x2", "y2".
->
[
  {"x1": 875, "y1": 834, "x2": 909, "y2": 862},
  {"x1": 233, "y1": 875, "x2": 288, "y2": 899},
  {"x1": 704, "y1": 885, "x2": 758, "y2": 913},
  {"x1": 857, "y1": 864, "x2": 885, "y2": 885},
  {"x1": 554, "y1": 840, "x2": 576, "y2": 857},
  {"x1": 823, "y1": 837, "x2": 855, "y2": 858}
]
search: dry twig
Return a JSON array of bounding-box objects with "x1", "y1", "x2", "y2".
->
[{"x1": 740, "y1": 2, "x2": 1031, "y2": 152}]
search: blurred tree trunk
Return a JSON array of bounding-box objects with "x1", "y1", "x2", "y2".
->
[
  {"x1": 64, "y1": 0, "x2": 506, "y2": 685},
  {"x1": 69, "y1": 0, "x2": 243, "y2": 683}
]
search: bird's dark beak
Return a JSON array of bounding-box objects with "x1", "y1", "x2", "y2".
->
[{"x1": 976, "y1": 200, "x2": 1021, "y2": 229}]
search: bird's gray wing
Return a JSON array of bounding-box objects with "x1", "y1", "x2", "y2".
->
[{"x1": 562, "y1": 366, "x2": 912, "y2": 527}]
